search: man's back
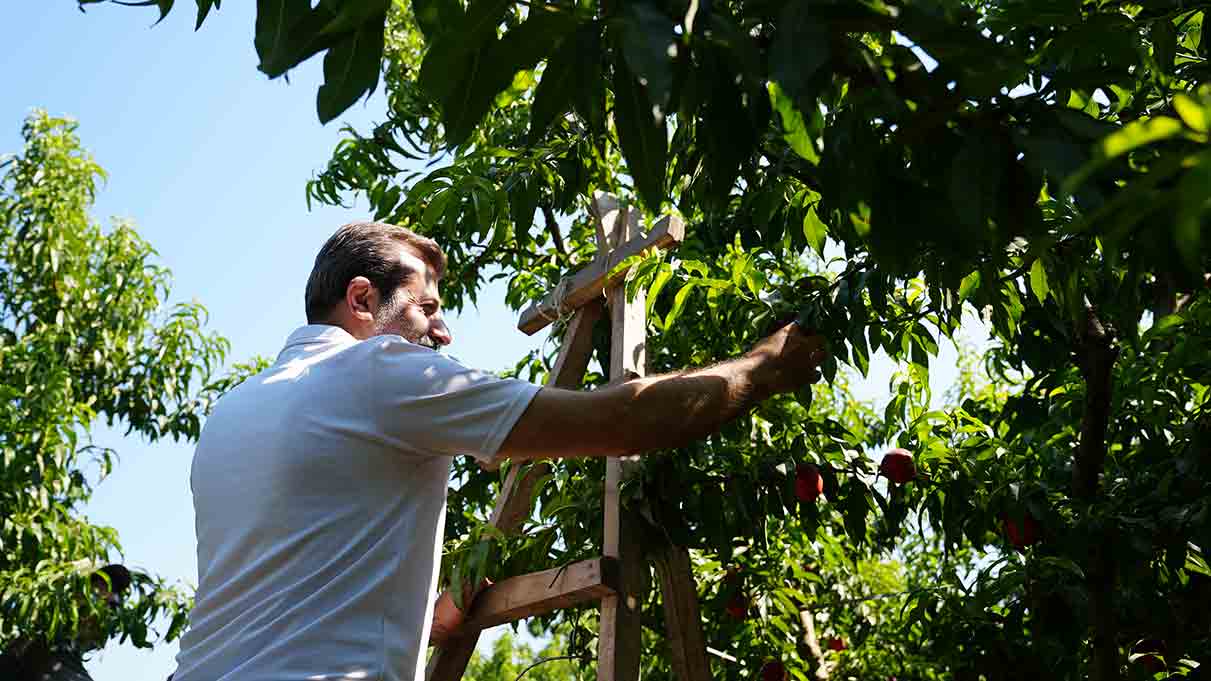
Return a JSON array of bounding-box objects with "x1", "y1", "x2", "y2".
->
[{"x1": 174, "y1": 325, "x2": 537, "y2": 681}]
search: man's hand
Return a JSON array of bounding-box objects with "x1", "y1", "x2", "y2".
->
[
  {"x1": 429, "y1": 578, "x2": 491, "y2": 648},
  {"x1": 745, "y1": 322, "x2": 828, "y2": 397}
]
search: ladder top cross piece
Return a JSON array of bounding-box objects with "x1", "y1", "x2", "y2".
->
[{"x1": 517, "y1": 192, "x2": 685, "y2": 335}]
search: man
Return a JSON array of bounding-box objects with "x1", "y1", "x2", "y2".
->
[{"x1": 172, "y1": 221, "x2": 827, "y2": 681}]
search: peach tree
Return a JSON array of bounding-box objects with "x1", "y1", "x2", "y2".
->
[
  {"x1": 0, "y1": 112, "x2": 262, "y2": 661},
  {"x1": 90, "y1": 0, "x2": 1211, "y2": 678}
]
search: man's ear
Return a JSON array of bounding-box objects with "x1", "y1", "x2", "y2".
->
[{"x1": 345, "y1": 276, "x2": 376, "y2": 322}]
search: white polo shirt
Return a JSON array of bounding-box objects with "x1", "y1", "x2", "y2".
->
[{"x1": 173, "y1": 325, "x2": 540, "y2": 681}]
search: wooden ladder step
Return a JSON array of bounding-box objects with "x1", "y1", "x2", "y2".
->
[{"x1": 462, "y1": 557, "x2": 618, "y2": 631}]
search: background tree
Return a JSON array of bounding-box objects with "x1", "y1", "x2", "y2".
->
[
  {"x1": 88, "y1": 0, "x2": 1211, "y2": 678},
  {"x1": 0, "y1": 111, "x2": 263, "y2": 667},
  {"x1": 461, "y1": 629, "x2": 579, "y2": 681}
]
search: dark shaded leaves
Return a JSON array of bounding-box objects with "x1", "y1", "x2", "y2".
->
[
  {"x1": 420, "y1": 3, "x2": 577, "y2": 145},
  {"x1": 620, "y1": 1, "x2": 677, "y2": 111},
  {"x1": 613, "y1": 56, "x2": 668, "y2": 214},
  {"x1": 196, "y1": 0, "x2": 220, "y2": 29},
  {"x1": 770, "y1": 0, "x2": 829, "y2": 106},
  {"x1": 317, "y1": 10, "x2": 387, "y2": 123},
  {"x1": 529, "y1": 21, "x2": 601, "y2": 143}
]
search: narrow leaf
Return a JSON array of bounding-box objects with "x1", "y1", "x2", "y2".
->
[
  {"x1": 768, "y1": 81, "x2": 818, "y2": 163},
  {"x1": 195, "y1": 0, "x2": 220, "y2": 29},
  {"x1": 423, "y1": 5, "x2": 575, "y2": 146},
  {"x1": 770, "y1": 0, "x2": 828, "y2": 104},
  {"x1": 620, "y1": 2, "x2": 677, "y2": 111},
  {"x1": 664, "y1": 281, "x2": 697, "y2": 328},
  {"x1": 958, "y1": 270, "x2": 981, "y2": 301},
  {"x1": 318, "y1": 0, "x2": 390, "y2": 35},
  {"x1": 156, "y1": 0, "x2": 175, "y2": 23},
  {"x1": 528, "y1": 23, "x2": 584, "y2": 142},
  {"x1": 255, "y1": 0, "x2": 337, "y2": 78},
  {"x1": 1099, "y1": 117, "x2": 1183, "y2": 159},
  {"x1": 1029, "y1": 258, "x2": 1049, "y2": 304},
  {"x1": 1174, "y1": 94, "x2": 1210, "y2": 134},
  {"x1": 612, "y1": 57, "x2": 668, "y2": 213},
  {"x1": 317, "y1": 16, "x2": 386, "y2": 123},
  {"x1": 1174, "y1": 151, "x2": 1211, "y2": 269},
  {"x1": 646, "y1": 265, "x2": 674, "y2": 321},
  {"x1": 802, "y1": 204, "x2": 827, "y2": 256}
]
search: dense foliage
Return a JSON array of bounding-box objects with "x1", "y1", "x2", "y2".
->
[
  {"x1": 0, "y1": 111, "x2": 260, "y2": 659},
  {"x1": 92, "y1": 0, "x2": 1211, "y2": 679},
  {"x1": 462, "y1": 630, "x2": 579, "y2": 681}
]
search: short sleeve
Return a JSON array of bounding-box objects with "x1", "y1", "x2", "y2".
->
[{"x1": 367, "y1": 337, "x2": 541, "y2": 463}]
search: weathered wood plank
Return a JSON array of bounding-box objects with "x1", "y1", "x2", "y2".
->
[
  {"x1": 464, "y1": 558, "x2": 617, "y2": 630},
  {"x1": 426, "y1": 559, "x2": 618, "y2": 681},
  {"x1": 599, "y1": 194, "x2": 649, "y2": 681},
  {"x1": 652, "y1": 544, "x2": 712, "y2": 681},
  {"x1": 517, "y1": 213, "x2": 684, "y2": 335},
  {"x1": 597, "y1": 514, "x2": 648, "y2": 681}
]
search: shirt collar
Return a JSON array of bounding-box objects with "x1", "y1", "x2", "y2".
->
[{"x1": 282, "y1": 324, "x2": 358, "y2": 350}]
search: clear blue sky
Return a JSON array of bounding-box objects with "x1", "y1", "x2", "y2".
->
[{"x1": 2, "y1": 5, "x2": 971, "y2": 680}]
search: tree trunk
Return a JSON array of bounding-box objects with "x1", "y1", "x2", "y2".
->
[{"x1": 1072, "y1": 304, "x2": 1121, "y2": 681}]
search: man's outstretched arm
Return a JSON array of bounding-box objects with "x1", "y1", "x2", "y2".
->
[{"x1": 494, "y1": 323, "x2": 826, "y2": 463}]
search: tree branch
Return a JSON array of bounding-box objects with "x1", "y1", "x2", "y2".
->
[
  {"x1": 1071, "y1": 303, "x2": 1121, "y2": 681},
  {"x1": 799, "y1": 610, "x2": 835, "y2": 680},
  {"x1": 1073, "y1": 305, "x2": 1118, "y2": 499},
  {"x1": 543, "y1": 205, "x2": 568, "y2": 260}
]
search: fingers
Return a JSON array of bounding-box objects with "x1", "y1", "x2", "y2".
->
[
  {"x1": 765, "y1": 313, "x2": 798, "y2": 337},
  {"x1": 792, "y1": 326, "x2": 828, "y2": 353}
]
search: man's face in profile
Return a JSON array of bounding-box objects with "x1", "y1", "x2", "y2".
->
[{"x1": 373, "y1": 245, "x2": 451, "y2": 349}]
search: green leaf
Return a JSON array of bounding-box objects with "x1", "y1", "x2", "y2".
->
[
  {"x1": 612, "y1": 57, "x2": 668, "y2": 214},
  {"x1": 255, "y1": 0, "x2": 333, "y2": 78},
  {"x1": 958, "y1": 270, "x2": 981, "y2": 301},
  {"x1": 949, "y1": 132, "x2": 1006, "y2": 230},
  {"x1": 1151, "y1": 19, "x2": 1177, "y2": 74},
  {"x1": 196, "y1": 0, "x2": 220, "y2": 30},
  {"x1": 155, "y1": 0, "x2": 174, "y2": 24},
  {"x1": 316, "y1": 14, "x2": 386, "y2": 124},
  {"x1": 1174, "y1": 94, "x2": 1210, "y2": 134},
  {"x1": 508, "y1": 178, "x2": 538, "y2": 239},
  {"x1": 619, "y1": 2, "x2": 677, "y2": 111},
  {"x1": 1060, "y1": 117, "x2": 1183, "y2": 197},
  {"x1": 421, "y1": 188, "x2": 454, "y2": 226},
  {"x1": 1186, "y1": 549, "x2": 1211, "y2": 578},
  {"x1": 1099, "y1": 117, "x2": 1183, "y2": 160},
  {"x1": 664, "y1": 281, "x2": 697, "y2": 328},
  {"x1": 1028, "y1": 258, "x2": 1049, "y2": 304},
  {"x1": 1151, "y1": 313, "x2": 1186, "y2": 334},
  {"x1": 768, "y1": 81, "x2": 818, "y2": 163},
  {"x1": 802, "y1": 204, "x2": 827, "y2": 256},
  {"x1": 411, "y1": 0, "x2": 461, "y2": 40},
  {"x1": 646, "y1": 265, "x2": 674, "y2": 321},
  {"x1": 1174, "y1": 151, "x2": 1211, "y2": 269},
  {"x1": 421, "y1": 4, "x2": 575, "y2": 145},
  {"x1": 317, "y1": 0, "x2": 390, "y2": 36},
  {"x1": 1201, "y1": 12, "x2": 1210, "y2": 57},
  {"x1": 769, "y1": 0, "x2": 828, "y2": 105},
  {"x1": 529, "y1": 25, "x2": 583, "y2": 143},
  {"x1": 843, "y1": 483, "x2": 869, "y2": 544},
  {"x1": 699, "y1": 50, "x2": 759, "y2": 202}
]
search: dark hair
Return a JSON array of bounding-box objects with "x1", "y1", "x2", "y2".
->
[
  {"x1": 91, "y1": 564, "x2": 131, "y2": 593},
  {"x1": 304, "y1": 221, "x2": 446, "y2": 323}
]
